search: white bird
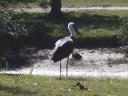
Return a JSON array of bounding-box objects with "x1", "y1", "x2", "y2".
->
[{"x1": 51, "y1": 22, "x2": 80, "y2": 79}]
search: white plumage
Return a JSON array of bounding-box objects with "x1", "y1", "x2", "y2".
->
[{"x1": 53, "y1": 36, "x2": 73, "y2": 53}]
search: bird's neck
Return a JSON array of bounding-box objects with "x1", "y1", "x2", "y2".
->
[{"x1": 68, "y1": 26, "x2": 76, "y2": 38}]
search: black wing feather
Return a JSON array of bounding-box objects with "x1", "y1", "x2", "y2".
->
[{"x1": 52, "y1": 41, "x2": 74, "y2": 62}]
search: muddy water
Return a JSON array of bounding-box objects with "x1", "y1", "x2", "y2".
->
[{"x1": 1, "y1": 48, "x2": 128, "y2": 79}]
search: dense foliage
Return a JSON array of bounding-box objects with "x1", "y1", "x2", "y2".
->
[
  {"x1": 0, "y1": 8, "x2": 28, "y2": 68},
  {"x1": 119, "y1": 17, "x2": 128, "y2": 44}
]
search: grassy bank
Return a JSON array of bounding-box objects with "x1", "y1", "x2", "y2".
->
[
  {"x1": 1, "y1": 10, "x2": 127, "y2": 68},
  {"x1": 63, "y1": 0, "x2": 128, "y2": 7},
  {"x1": 2, "y1": 10, "x2": 126, "y2": 48},
  {"x1": 0, "y1": 74, "x2": 128, "y2": 96},
  {"x1": 2, "y1": 0, "x2": 128, "y2": 8}
]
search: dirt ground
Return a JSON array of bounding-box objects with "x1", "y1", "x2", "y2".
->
[
  {"x1": 1, "y1": 47, "x2": 128, "y2": 79},
  {"x1": 13, "y1": 6, "x2": 128, "y2": 13}
]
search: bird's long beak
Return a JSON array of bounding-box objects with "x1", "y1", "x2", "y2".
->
[{"x1": 74, "y1": 26, "x2": 81, "y2": 36}]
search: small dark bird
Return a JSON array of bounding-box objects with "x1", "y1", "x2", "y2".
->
[
  {"x1": 72, "y1": 52, "x2": 82, "y2": 60},
  {"x1": 74, "y1": 81, "x2": 88, "y2": 91},
  {"x1": 51, "y1": 22, "x2": 80, "y2": 79}
]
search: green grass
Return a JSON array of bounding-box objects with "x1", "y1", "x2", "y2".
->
[
  {"x1": 63, "y1": 0, "x2": 128, "y2": 7},
  {"x1": 0, "y1": 74, "x2": 128, "y2": 96},
  {"x1": 11, "y1": 10, "x2": 123, "y2": 38},
  {"x1": 0, "y1": 0, "x2": 39, "y2": 8},
  {"x1": 2, "y1": 0, "x2": 128, "y2": 8},
  {"x1": 10, "y1": 10, "x2": 123, "y2": 36},
  {"x1": 1, "y1": 10, "x2": 128, "y2": 48}
]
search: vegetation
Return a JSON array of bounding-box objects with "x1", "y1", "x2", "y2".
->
[
  {"x1": 0, "y1": 74, "x2": 128, "y2": 96},
  {"x1": 63, "y1": 0, "x2": 128, "y2": 7},
  {"x1": 0, "y1": 0, "x2": 47, "y2": 8},
  {"x1": 119, "y1": 17, "x2": 128, "y2": 45},
  {"x1": 1, "y1": 10, "x2": 128, "y2": 68},
  {"x1": 1, "y1": 0, "x2": 128, "y2": 8},
  {"x1": 0, "y1": 1, "x2": 128, "y2": 96},
  {"x1": 4, "y1": 10, "x2": 124, "y2": 47},
  {"x1": 0, "y1": 9, "x2": 28, "y2": 69}
]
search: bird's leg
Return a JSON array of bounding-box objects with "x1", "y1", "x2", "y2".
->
[
  {"x1": 60, "y1": 60, "x2": 62, "y2": 79},
  {"x1": 66, "y1": 56, "x2": 69, "y2": 78}
]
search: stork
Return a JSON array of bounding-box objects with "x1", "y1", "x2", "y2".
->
[{"x1": 51, "y1": 22, "x2": 80, "y2": 79}]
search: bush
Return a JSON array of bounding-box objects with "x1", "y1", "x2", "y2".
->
[
  {"x1": 119, "y1": 17, "x2": 128, "y2": 45},
  {"x1": 0, "y1": 9, "x2": 28, "y2": 67},
  {"x1": 39, "y1": 0, "x2": 49, "y2": 10},
  {"x1": 0, "y1": 15, "x2": 28, "y2": 39}
]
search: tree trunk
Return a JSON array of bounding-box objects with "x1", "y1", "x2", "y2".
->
[{"x1": 50, "y1": 0, "x2": 62, "y2": 16}]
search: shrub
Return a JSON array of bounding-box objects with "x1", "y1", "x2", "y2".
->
[
  {"x1": 39, "y1": 0, "x2": 49, "y2": 10},
  {"x1": 0, "y1": 15, "x2": 28, "y2": 39},
  {"x1": 119, "y1": 17, "x2": 128, "y2": 45},
  {"x1": 0, "y1": 8, "x2": 28, "y2": 67}
]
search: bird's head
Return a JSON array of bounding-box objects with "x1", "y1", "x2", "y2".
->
[
  {"x1": 68, "y1": 22, "x2": 75, "y2": 26},
  {"x1": 68, "y1": 22, "x2": 81, "y2": 38}
]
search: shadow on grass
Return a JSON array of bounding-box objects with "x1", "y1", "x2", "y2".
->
[
  {"x1": 63, "y1": 12, "x2": 121, "y2": 29},
  {"x1": 0, "y1": 85, "x2": 36, "y2": 96},
  {"x1": 76, "y1": 36, "x2": 120, "y2": 48},
  {"x1": 11, "y1": 12, "x2": 121, "y2": 46},
  {"x1": 12, "y1": 11, "x2": 121, "y2": 30}
]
